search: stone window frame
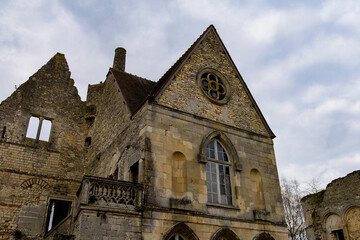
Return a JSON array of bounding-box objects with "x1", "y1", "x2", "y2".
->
[
  {"x1": 44, "y1": 196, "x2": 73, "y2": 235},
  {"x1": 198, "y1": 131, "x2": 241, "y2": 206},
  {"x1": 205, "y1": 139, "x2": 232, "y2": 205},
  {"x1": 322, "y1": 212, "x2": 346, "y2": 240},
  {"x1": 162, "y1": 222, "x2": 199, "y2": 240},
  {"x1": 196, "y1": 68, "x2": 231, "y2": 105},
  {"x1": 26, "y1": 114, "x2": 53, "y2": 142},
  {"x1": 198, "y1": 131, "x2": 242, "y2": 171}
]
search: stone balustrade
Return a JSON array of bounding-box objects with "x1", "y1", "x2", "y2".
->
[{"x1": 77, "y1": 176, "x2": 144, "y2": 210}]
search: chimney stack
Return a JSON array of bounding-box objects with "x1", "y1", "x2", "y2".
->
[{"x1": 113, "y1": 47, "x2": 126, "y2": 72}]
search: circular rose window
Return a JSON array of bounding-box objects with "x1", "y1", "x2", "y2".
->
[{"x1": 197, "y1": 68, "x2": 230, "y2": 104}]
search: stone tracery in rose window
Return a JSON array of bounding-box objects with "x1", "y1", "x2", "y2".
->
[
  {"x1": 201, "y1": 72, "x2": 226, "y2": 100},
  {"x1": 197, "y1": 68, "x2": 230, "y2": 104}
]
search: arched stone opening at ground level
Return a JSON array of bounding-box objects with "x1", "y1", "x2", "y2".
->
[
  {"x1": 162, "y1": 222, "x2": 199, "y2": 240},
  {"x1": 210, "y1": 227, "x2": 240, "y2": 240},
  {"x1": 253, "y1": 232, "x2": 275, "y2": 240}
]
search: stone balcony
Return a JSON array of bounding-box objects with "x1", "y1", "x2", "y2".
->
[
  {"x1": 76, "y1": 176, "x2": 145, "y2": 214},
  {"x1": 44, "y1": 176, "x2": 145, "y2": 239}
]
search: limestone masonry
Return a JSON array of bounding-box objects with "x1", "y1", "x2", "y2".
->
[
  {"x1": 0, "y1": 25, "x2": 288, "y2": 240},
  {"x1": 302, "y1": 170, "x2": 360, "y2": 240}
]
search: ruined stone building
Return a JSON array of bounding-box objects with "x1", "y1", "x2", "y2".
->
[
  {"x1": 302, "y1": 170, "x2": 360, "y2": 240},
  {"x1": 0, "y1": 25, "x2": 287, "y2": 240}
]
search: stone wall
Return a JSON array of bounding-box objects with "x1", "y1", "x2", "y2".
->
[
  {"x1": 157, "y1": 31, "x2": 269, "y2": 137},
  {"x1": 131, "y1": 103, "x2": 287, "y2": 240},
  {"x1": 141, "y1": 211, "x2": 286, "y2": 240},
  {"x1": 301, "y1": 171, "x2": 360, "y2": 240},
  {"x1": 141, "y1": 104, "x2": 285, "y2": 222},
  {"x1": 85, "y1": 73, "x2": 147, "y2": 180},
  {"x1": 0, "y1": 53, "x2": 86, "y2": 239},
  {"x1": 73, "y1": 210, "x2": 142, "y2": 240}
]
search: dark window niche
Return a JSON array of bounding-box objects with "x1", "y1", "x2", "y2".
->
[
  {"x1": 46, "y1": 199, "x2": 71, "y2": 233},
  {"x1": 85, "y1": 117, "x2": 95, "y2": 127},
  {"x1": 1, "y1": 126, "x2": 6, "y2": 139},
  {"x1": 130, "y1": 161, "x2": 139, "y2": 183},
  {"x1": 332, "y1": 230, "x2": 345, "y2": 240},
  {"x1": 85, "y1": 137, "x2": 92, "y2": 147}
]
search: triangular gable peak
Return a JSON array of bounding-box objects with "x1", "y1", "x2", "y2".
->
[{"x1": 152, "y1": 25, "x2": 275, "y2": 138}]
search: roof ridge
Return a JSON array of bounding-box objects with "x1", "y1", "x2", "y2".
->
[{"x1": 110, "y1": 68, "x2": 155, "y2": 83}]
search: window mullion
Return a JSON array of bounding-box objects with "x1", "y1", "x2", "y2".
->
[
  {"x1": 214, "y1": 140, "x2": 218, "y2": 160},
  {"x1": 216, "y1": 164, "x2": 221, "y2": 203}
]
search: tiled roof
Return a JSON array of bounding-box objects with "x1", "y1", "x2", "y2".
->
[{"x1": 111, "y1": 68, "x2": 156, "y2": 115}]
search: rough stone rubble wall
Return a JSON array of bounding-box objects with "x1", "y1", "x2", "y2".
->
[
  {"x1": 0, "y1": 54, "x2": 86, "y2": 239},
  {"x1": 84, "y1": 73, "x2": 146, "y2": 180},
  {"x1": 302, "y1": 171, "x2": 360, "y2": 240},
  {"x1": 158, "y1": 31, "x2": 269, "y2": 137}
]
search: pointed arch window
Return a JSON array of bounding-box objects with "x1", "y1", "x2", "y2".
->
[
  {"x1": 162, "y1": 222, "x2": 199, "y2": 240},
  {"x1": 170, "y1": 234, "x2": 185, "y2": 240},
  {"x1": 205, "y1": 139, "x2": 232, "y2": 205}
]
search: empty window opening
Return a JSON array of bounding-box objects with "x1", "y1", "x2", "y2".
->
[
  {"x1": 85, "y1": 137, "x2": 92, "y2": 147},
  {"x1": 46, "y1": 199, "x2": 71, "y2": 232},
  {"x1": 1, "y1": 126, "x2": 6, "y2": 139},
  {"x1": 39, "y1": 119, "x2": 52, "y2": 141},
  {"x1": 332, "y1": 230, "x2": 345, "y2": 240},
  {"x1": 26, "y1": 116, "x2": 52, "y2": 141},
  {"x1": 130, "y1": 162, "x2": 139, "y2": 183},
  {"x1": 26, "y1": 116, "x2": 40, "y2": 139}
]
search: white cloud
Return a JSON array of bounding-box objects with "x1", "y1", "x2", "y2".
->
[
  {"x1": 0, "y1": 0, "x2": 111, "y2": 100},
  {"x1": 320, "y1": 0, "x2": 360, "y2": 30}
]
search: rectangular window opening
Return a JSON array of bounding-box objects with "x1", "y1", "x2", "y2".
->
[
  {"x1": 26, "y1": 116, "x2": 40, "y2": 139},
  {"x1": 26, "y1": 116, "x2": 52, "y2": 142},
  {"x1": 39, "y1": 119, "x2": 52, "y2": 141},
  {"x1": 46, "y1": 199, "x2": 71, "y2": 233}
]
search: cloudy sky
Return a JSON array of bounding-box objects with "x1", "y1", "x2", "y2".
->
[{"x1": 1, "y1": 0, "x2": 359, "y2": 190}]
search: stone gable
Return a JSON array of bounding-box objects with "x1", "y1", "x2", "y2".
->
[{"x1": 157, "y1": 30, "x2": 269, "y2": 137}]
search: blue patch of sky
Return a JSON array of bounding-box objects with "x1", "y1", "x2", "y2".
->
[
  {"x1": 59, "y1": 1, "x2": 127, "y2": 36},
  {"x1": 258, "y1": 0, "x2": 323, "y2": 10},
  {"x1": 294, "y1": 63, "x2": 350, "y2": 86}
]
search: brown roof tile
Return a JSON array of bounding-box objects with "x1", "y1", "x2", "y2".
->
[{"x1": 110, "y1": 68, "x2": 156, "y2": 115}]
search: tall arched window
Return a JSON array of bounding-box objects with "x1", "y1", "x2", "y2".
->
[{"x1": 205, "y1": 139, "x2": 232, "y2": 205}]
